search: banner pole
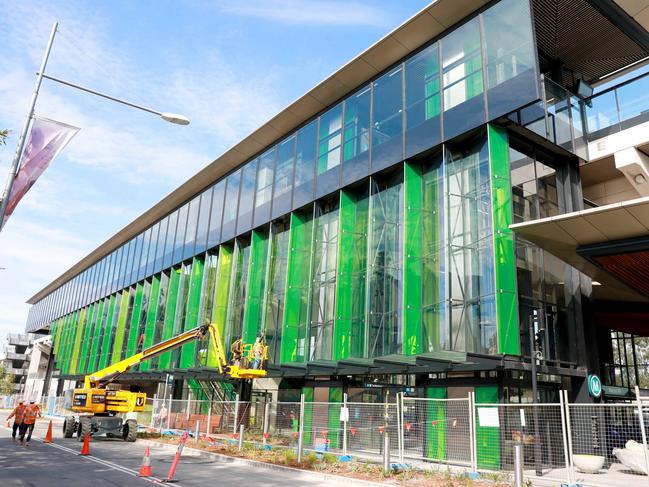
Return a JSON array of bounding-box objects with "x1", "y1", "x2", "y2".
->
[{"x1": 0, "y1": 22, "x2": 58, "y2": 230}]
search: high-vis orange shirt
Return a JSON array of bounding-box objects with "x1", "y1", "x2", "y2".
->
[
  {"x1": 22, "y1": 404, "x2": 40, "y2": 425},
  {"x1": 8, "y1": 404, "x2": 26, "y2": 423}
]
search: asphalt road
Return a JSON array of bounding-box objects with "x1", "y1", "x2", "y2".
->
[{"x1": 0, "y1": 417, "x2": 351, "y2": 486}]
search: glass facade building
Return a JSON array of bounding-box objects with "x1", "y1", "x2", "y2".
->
[{"x1": 25, "y1": 0, "x2": 649, "y2": 404}]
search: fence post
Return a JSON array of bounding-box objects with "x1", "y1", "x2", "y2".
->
[
  {"x1": 398, "y1": 392, "x2": 404, "y2": 463},
  {"x1": 233, "y1": 393, "x2": 240, "y2": 434},
  {"x1": 342, "y1": 393, "x2": 348, "y2": 456},
  {"x1": 195, "y1": 421, "x2": 200, "y2": 441},
  {"x1": 206, "y1": 401, "x2": 212, "y2": 437},
  {"x1": 263, "y1": 401, "x2": 271, "y2": 446},
  {"x1": 634, "y1": 386, "x2": 649, "y2": 476},
  {"x1": 383, "y1": 433, "x2": 390, "y2": 474},
  {"x1": 513, "y1": 444, "x2": 524, "y2": 487},
  {"x1": 469, "y1": 391, "x2": 478, "y2": 473},
  {"x1": 150, "y1": 395, "x2": 157, "y2": 428},
  {"x1": 238, "y1": 423, "x2": 244, "y2": 451},
  {"x1": 297, "y1": 393, "x2": 305, "y2": 463},
  {"x1": 167, "y1": 393, "x2": 173, "y2": 431},
  {"x1": 559, "y1": 390, "x2": 574, "y2": 486},
  {"x1": 186, "y1": 393, "x2": 192, "y2": 421},
  {"x1": 562, "y1": 390, "x2": 576, "y2": 478}
]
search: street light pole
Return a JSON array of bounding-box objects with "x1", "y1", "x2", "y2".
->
[
  {"x1": 0, "y1": 22, "x2": 58, "y2": 231},
  {"x1": 0, "y1": 21, "x2": 191, "y2": 232}
]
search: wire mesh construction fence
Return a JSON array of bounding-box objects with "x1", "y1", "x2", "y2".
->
[{"x1": 6, "y1": 390, "x2": 649, "y2": 486}]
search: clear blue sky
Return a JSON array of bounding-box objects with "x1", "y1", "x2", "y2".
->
[{"x1": 0, "y1": 0, "x2": 431, "y2": 342}]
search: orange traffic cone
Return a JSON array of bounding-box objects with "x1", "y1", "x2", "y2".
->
[
  {"x1": 138, "y1": 447, "x2": 153, "y2": 477},
  {"x1": 44, "y1": 420, "x2": 53, "y2": 443},
  {"x1": 79, "y1": 434, "x2": 91, "y2": 456}
]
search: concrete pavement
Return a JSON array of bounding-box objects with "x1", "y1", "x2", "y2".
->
[{"x1": 0, "y1": 418, "x2": 357, "y2": 486}]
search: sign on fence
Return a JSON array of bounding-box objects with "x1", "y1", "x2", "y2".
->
[{"x1": 477, "y1": 407, "x2": 499, "y2": 427}]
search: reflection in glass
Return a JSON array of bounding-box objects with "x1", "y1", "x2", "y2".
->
[
  {"x1": 207, "y1": 180, "x2": 225, "y2": 248},
  {"x1": 343, "y1": 86, "x2": 370, "y2": 184},
  {"x1": 153, "y1": 217, "x2": 168, "y2": 274},
  {"x1": 194, "y1": 188, "x2": 212, "y2": 255},
  {"x1": 163, "y1": 210, "x2": 178, "y2": 270},
  {"x1": 445, "y1": 135, "x2": 496, "y2": 354},
  {"x1": 222, "y1": 170, "x2": 241, "y2": 241},
  {"x1": 442, "y1": 19, "x2": 483, "y2": 111},
  {"x1": 255, "y1": 148, "x2": 275, "y2": 226},
  {"x1": 173, "y1": 204, "x2": 189, "y2": 265},
  {"x1": 293, "y1": 121, "x2": 317, "y2": 208},
  {"x1": 183, "y1": 196, "x2": 200, "y2": 260},
  {"x1": 372, "y1": 67, "x2": 403, "y2": 170},
  {"x1": 405, "y1": 43, "x2": 441, "y2": 158},
  {"x1": 317, "y1": 104, "x2": 342, "y2": 174},
  {"x1": 145, "y1": 223, "x2": 159, "y2": 277},
  {"x1": 263, "y1": 221, "x2": 290, "y2": 364},
  {"x1": 367, "y1": 172, "x2": 403, "y2": 358},
  {"x1": 224, "y1": 238, "x2": 250, "y2": 350},
  {"x1": 237, "y1": 161, "x2": 257, "y2": 233},
  {"x1": 273, "y1": 136, "x2": 295, "y2": 218},
  {"x1": 308, "y1": 201, "x2": 338, "y2": 361}
]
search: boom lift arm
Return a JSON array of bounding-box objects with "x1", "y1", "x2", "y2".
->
[{"x1": 84, "y1": 323, "x2": 264, "y2": 390}]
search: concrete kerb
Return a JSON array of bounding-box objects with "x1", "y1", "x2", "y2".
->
[{"x1": 138, "y1": 438, "x2": 389, "y2": 487}]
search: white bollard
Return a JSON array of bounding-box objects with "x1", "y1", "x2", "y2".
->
[
  {"x1": 238, "y1": 423, "x2": 244, "y2": 451},
  {"x1": 514, "y1": 444, "x2": 524, "y2": 487}
]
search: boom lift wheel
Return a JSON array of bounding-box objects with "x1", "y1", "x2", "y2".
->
[
  {"x1": 63, "y1": 416, "x2": 76, "y2": 438},
  {"x1": 77, "y1": 416, "x2": 92, "y2": 441},
  {"x1": 123, "y1": 419, "x2": 137, "y2": 442}
]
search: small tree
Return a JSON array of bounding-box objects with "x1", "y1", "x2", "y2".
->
[
  {"x1": 0, "y1": 364, "x2": 16, "y2": 395},
  {"x1": 0, "y1": 129, "x2": 9, "y2": 146}
]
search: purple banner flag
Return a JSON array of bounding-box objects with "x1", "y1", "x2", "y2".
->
[{"x1": 3, "y1": 116, "x2": 79, "y2": 224}]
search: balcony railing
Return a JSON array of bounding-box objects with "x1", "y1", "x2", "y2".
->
[
  {"x1": 508, "y1": 75, "x2": 588, "y2": 160},
  {"x1": 584, "y1": 70, "x2": 649, "y2": 141}
]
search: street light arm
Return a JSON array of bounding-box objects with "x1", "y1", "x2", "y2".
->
[
  {"x1": 40, "y1": 73, "x2": 161, "y2": 116},
  {"x1": 39, "y1": 73, "x2": 190, "y2": 125}
]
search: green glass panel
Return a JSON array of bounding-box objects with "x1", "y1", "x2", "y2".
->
[
  {"x1": 140, "y1": 275, "x2": 161, "y2": 372},
  {"x1": 88, "y1": 299, "x2": 105, "y2": 373},
  {"x1": 243, "y1": 229, "x2": 269, "y2": 344},
  {"x1": 111, "y1": 289, "x2": 131, "y2": 364},
  {"x1": 158, "y1": 267, "x2": 181, "y2": 370},
  {"x1": 210, "y1": 246, "x2": 232, "y2": 368},
  {"x1": 179, "y1": 256, "x2": 205, "y2": 368},
  {"x1": 327, "y1": 387, "x2": 343, "y2": 448},
  {"x1": 126, "y1": 283, "x2": 145, "y2": 358},
  {"x1": 98, "y1": 296, "x2": 116, "y2": 370},
  {"x1": 425, "y1": 387, "x2": 446, "y2": 460},
  {"x1": 404, "y1": 162, "x2": 423, "y2": 355},
  {"x1": 70, "y1": 308, "x2": 87, "y2": 374},
  {"x1": 78, "y1": 303, "x2": 96, "y2": 374},
  {"x1": 488, "y1": 124, "x2": 520, "y2": 355},
  {"x1": 53, "y1": 317, "x2": 64, "y2": 355},
  {"x1": 281, "y1": 211, "x2": 313, "y2": 364},
  {"x1": 334, "y1": 189, "x2": 368, "y2": 359},
  {"x1": 475, "y1": 385, "x2": 500, "y2": 469},
  {"x1": 60, "y1": 313, "x2": 74, "y2": 374}
]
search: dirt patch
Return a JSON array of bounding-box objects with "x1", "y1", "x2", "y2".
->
[{"x1": 137, "y1": 433, "x2": 509, "y2": 487}]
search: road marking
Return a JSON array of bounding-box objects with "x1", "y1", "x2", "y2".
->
[{"x1": 3, "y1": 426, "x2": 186, "y2": 487}]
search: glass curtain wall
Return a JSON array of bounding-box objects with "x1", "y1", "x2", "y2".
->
[
  {"x1": 263, "y1": 220, "x2": 290, "y2": 364},
  {"x1": 308, "y1": 201, "x2": 339, "y2": 361},
  {"x1": 445, "y1": 133, "x2": 496, "y2": 354},
  {"x1": 224, "y1": 238, "x2": 251, "y2": 351},
  {"x1": 366, "y1": 172, "x2": 404, "y2": 358}
]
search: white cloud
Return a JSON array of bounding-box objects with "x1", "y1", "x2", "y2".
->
[{"x1": 220, "y1": 0, "x2": 393, "y2": 27}]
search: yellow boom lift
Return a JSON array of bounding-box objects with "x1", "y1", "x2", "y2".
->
[{"x1": 63, "y1": 323, "x2": 267, "y2": 442}]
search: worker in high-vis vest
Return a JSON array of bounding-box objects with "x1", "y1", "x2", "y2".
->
[
  {"x1": 19, "y1": 401, "x2": 41, "y2": 446},
  {"x1": 6, "y1": 400, "x2": 26, "y2": 442}
]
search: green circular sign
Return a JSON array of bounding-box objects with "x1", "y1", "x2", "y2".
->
[{"x1": 588, "y1": 374, "x2": 602, "y2": 398}]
